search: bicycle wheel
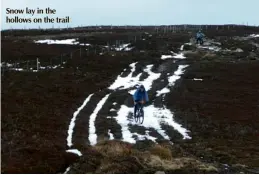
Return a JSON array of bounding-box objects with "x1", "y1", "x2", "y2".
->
[
  {"x1": 134, "y1": 110, "x2": 139, "y2": 123},
  {"x1": 139, "y1": 108, "x2": 144, "y2": 124}
]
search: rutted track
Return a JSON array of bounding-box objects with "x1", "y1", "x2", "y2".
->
[{"x1": 66, "y1": 47, "x2": 192, "y2": 155}]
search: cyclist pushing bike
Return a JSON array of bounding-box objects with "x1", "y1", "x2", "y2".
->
[{"x1": 133, "y1": 85, "x2": 149, "y2": 118}]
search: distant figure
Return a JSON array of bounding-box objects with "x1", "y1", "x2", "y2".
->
[
  {"x1": 196, "y1": 30, "x2": 205, "y2": 45},
  {"x1": 133, "y1": 85, "x2": 149, "y2": 117}
]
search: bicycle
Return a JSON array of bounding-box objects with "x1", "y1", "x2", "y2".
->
[{"x1": 134, "y1": 101, "x2": 144, "y2": 124}]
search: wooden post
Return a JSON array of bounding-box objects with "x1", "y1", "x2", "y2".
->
[
  {"x1": 61, "y1": 54, "x2": 63, "y2": 64},
  {"x1": 27, "y1": 60, "x2": 29, "y2": 71},
  {"x1": 70, "y1": 52, "x2": 73, "y2": 59},
  {"x1": 37, "y1": 58, "x2": 39, "y2": 71}
]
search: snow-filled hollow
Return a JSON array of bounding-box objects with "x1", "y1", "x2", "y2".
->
[
  {"x1": 114, "y1": 104, "x2": 191, "y2": 143},
  {"x1": 161, "y1": 53, "x2": 186, "y2": 60},
  {"x1": 67, "y1": 94, "x2": 93, "y2": 147},
  {"x1": 34, "y1": 39, "x2": 79, "y2": 45},
  {"x1": 89, "y1": 94, "x2": 111, "y2": 145},
  {"x1": 115, "y1": 43, "x2": 133, "y2": 51},
  {"x1": 156, "y1": 65, "x2": 189, "y2": 97},
  {"x1": 109, "y1": 63, "x2": 161, "y2": 92},
  {"x1": 66, "y1": 149, "x2": 82, "y2": 156}
]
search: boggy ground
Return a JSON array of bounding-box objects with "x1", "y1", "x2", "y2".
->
[
  {"x1": 166, "y1": 61, "x2": 259, "y2": 170},
  {"x1": 165, "y1": 36, "x2": 259, "y2": 173},
  {"x1": 1, "y1": 26, "x2": 259, "y2": 173},
  {"x1": 1, "y1": 53, "x2": 153, "y2": 173}
]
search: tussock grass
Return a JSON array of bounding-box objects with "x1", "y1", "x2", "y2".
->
[
  {"x1": 148, "y1": 144, "x2": 173, "y2": 160},
  {"x1": 68, "y1": 140, "x2": 218, "y2": 174},
  {"x1": 93, "y1": 140, "x2": 133, "y2": 157}
]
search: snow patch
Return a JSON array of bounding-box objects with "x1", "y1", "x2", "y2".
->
[
  {"x1": 89, "y1": 94, "x2": 111, "y2": 145},
  {"x1": 156, "y1": 65, "x2": 188, "y2": 96},
  {"x1": 66, "y1": 149, "x2": 82, "y2": 156},
  {"x1": 161, "y1": 53, "x2": 186, "y2": 60},
  {"x1": 115, "y1": 43, "x2": 133, "y2": 51},
  {"x1": 109, "y1": 63, "x2": 160, "y2": 92},
  {"x1": 114, "y1": 104, "x2": 191, "y2": 143},
  {"x1": 235, "y1": 48, "x2": 243, "y2": 52},
  {"x1": 10, "y1": 68, "x2": 24, "y2": 71},
  {"x1": 193, "y1": 78, "x2": 203, "y2": 81},
  {"x1": 109, "y1": 62, "x2": 141, "y2": 90},
  {"x1": 173, "y1": 53, "x2": 186, "y2": 59},
  {"x1": 180, "y1": 45, "x2": 184, "y2": 51},
  {"x1": 35, "y1": 39, "x2": 79, "y2": 45},
  {"x1": 133, "y1": 132, "x2": 157, "y2": 142},
  {"x1": 141, "y1": 65, "x2": 161, "y2": 91},
  {"x1": 64, "y1": 167, "x2": 71, "y2": 174},
  {"x1": 250, "y1": 34, "x2": 259, "y2": 38},
  {"x1": 114, "y1": 105, "x2": 136, "y2": 143},
  {"x1": 80, "y1": 43, "x2": 91, "y2": 46},
  {"x1": 156, "y1": 87, "x2": 170, "y2": 97},
  {"x1": 161, "y1": 55, "x2": 173, "y2": 60},
  {"x1": 67, "y1": 94, "x2": 93, "y2": 147},
  {"x1": 108, "y1": 129, "x2": 114, "y2": 140},
  {"x1": 199, "y1": 45, "x2": 221, "y2": 52}
]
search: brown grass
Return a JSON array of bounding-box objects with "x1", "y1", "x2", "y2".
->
[
  {"x1": 148, "y1": 144, "x2": 173, "y2": 160},
  {"x1": 202, "y1": 52, "x2": 217, "y2": 59},
  {"x1": 67, "y1": 140, "x2": 218, "y2": 173},
  {"x1": 93, "y1": 140, "x2": 133, "y2": 158}
]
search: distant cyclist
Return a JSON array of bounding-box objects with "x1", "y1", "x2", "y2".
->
[
  {"x1": 196, "y1": 30, "x2": 205, "y2": 45},
  {"x1": 133, "y1": 85, "x2": 149, "y2": 117}
]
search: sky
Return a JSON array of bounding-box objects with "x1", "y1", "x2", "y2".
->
[{"x1": 1, "y1": 0, "x2": 259, "y2": 29}]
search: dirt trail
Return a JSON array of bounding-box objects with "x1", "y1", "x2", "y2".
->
[{"x1": 68, "y1": 48, "x2": 192, "y2": 151}]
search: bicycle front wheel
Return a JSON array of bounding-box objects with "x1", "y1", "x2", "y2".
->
[
  {"x1": 134, "y1": 111, "x2": 139, "y2": 123},
  {"x1": 139, "y1": 109, "x2": 144, "y2": 124}
]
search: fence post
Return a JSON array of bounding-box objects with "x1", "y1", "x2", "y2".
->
[
  {"x1": 27, "y1": 60, "x2": 29, "y2": 71},
  {"x1": 107, "y1": 42, "x2": 110, "y2": 52},
  {"x1": 37, "y1": 58, "x2": 39, "y2": 71},
  {"x1": 70, "y1": 52, "x2": 73, "y2": 59},
  {"x1": 61, "y1": 54, "x2": 63, "y2": 64}
]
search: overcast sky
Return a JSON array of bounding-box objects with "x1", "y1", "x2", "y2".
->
[{"x1": 1, "y1": 0, "x2": 259, "y2": 29}]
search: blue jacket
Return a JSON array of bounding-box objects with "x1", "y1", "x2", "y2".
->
[
  {"x1": 196, "y1": 31, "x2": 204, "y2": 39},
  {"x1": 133, "y1": 87, "x2": 149, "y2": 102}
]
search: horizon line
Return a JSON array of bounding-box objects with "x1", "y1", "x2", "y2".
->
[{"x1": 2, "y1": 24, "x2": 259, "y2": 31}]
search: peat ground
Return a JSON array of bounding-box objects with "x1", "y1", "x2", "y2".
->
[{"x1": 1, "y1": 26, "x2": 259, "y2": 173}]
